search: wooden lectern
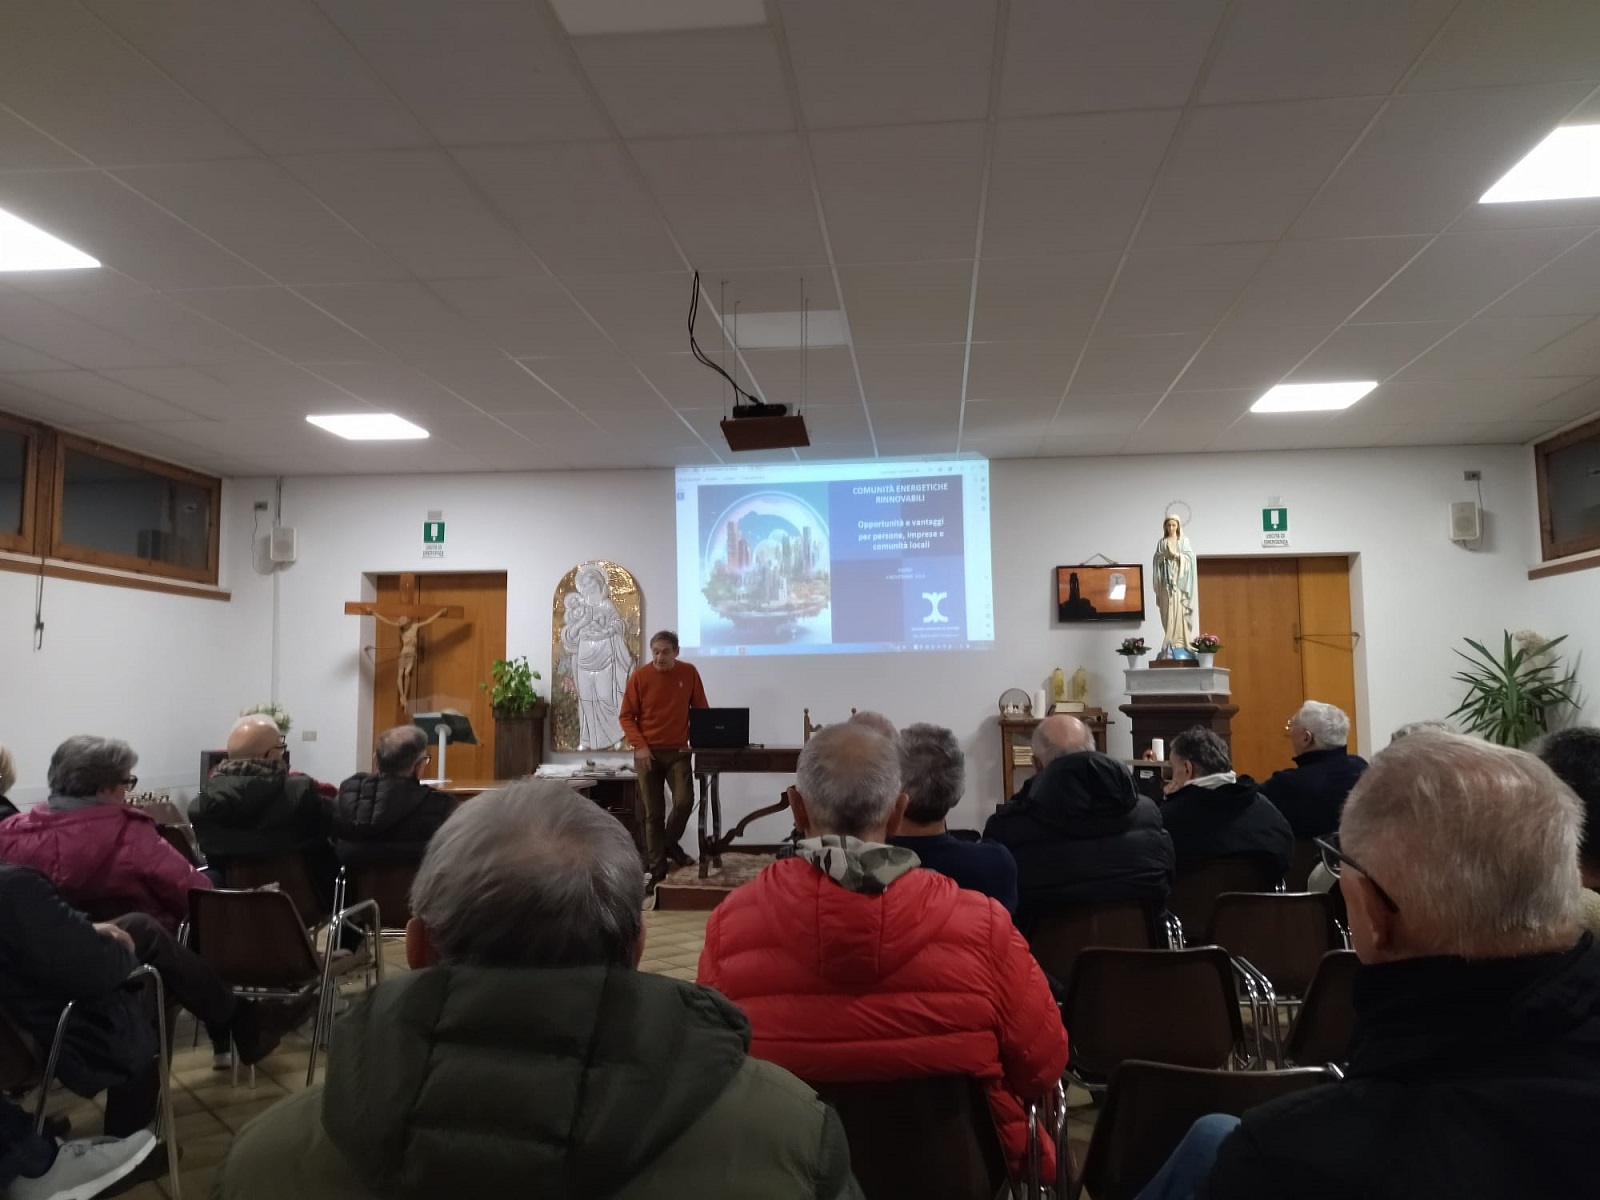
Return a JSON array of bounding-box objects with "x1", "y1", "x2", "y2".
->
[{"x1": 1118, "y1": 664, "x2": 1237, "y2": 759}]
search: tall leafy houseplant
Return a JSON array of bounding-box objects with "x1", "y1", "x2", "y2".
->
[
  {"x1": 1449, "y1": 631, "x2": 1578, "y2": 747},
  {"x1": 481, "y1": 657, "x2": 547, "y2": 778}
]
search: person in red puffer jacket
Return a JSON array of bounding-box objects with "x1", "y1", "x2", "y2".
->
[
  {"x1": 699, "y1": 721, "x2": 1068, "y2": 1179},
  {"x1": 0, "y1": 735, "x2": 211, "y2": 931}
]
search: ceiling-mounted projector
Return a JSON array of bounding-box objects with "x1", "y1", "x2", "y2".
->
[{"x1": 721, "y1": 402, "x2": 811, "y2": 451}]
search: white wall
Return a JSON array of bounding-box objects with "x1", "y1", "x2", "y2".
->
[
  {"x1": 0, "y1": 480, "x2": 264, "y2": 806},
  {"x1": 2, "y1": 445, "x2": 1563, "y2": 827},
  {"x1": 208, "y1": 444, "x2": 1552, "y2": 833},
  {"x1": 1530, "y1": 568, "x2": 1600, "y2": 724}
]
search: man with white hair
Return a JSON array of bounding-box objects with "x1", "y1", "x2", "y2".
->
[
  {"x1": 984, "y1": 715, "x2": 1173, "y2": 928},
  {"x1": 1257, "y1": 700, "x2": 1368, "y2": 839},
  {"x1": 700, "y1": 722, "x2": 1067, "y2": 1179},
  {"x1": 216, "y1": 782, "x2": 861, "y2": 1200},
  {"x1": 1139, "y1": 732, "x2": 1600, "y2": 1199}
]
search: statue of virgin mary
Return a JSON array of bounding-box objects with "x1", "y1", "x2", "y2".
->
[{"x1": 1152, "y1": 515, "x2": 1197, "y2": 659}]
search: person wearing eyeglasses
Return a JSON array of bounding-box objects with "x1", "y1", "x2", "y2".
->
[
  {"x1": 1138, "y1": 732, "x2": 1600, "y2": 1200},
  {"x1": 1256, "y1": 701, "x2": 1368, "y2": 840},
  {"x1": 0, "y1": 734, "x2": 212, "y2": 932}
]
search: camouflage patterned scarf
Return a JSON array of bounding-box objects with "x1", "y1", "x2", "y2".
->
[{"x1": 795, "y1": 835, "x2": 920, "y2": 894}]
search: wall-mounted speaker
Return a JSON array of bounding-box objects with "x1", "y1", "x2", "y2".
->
[
  {"x1": 269, "y1": 525, "x2": 298, "y2": 563},
  {"x1": 1450, "y1": 501, "x2": 1481, "y2": 543}
]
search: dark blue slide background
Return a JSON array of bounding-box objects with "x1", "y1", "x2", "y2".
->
[{"x1": 830, "y1": 475, "x2": 966, "y2": 647}]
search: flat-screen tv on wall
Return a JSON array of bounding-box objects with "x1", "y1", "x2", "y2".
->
[{"x1": 1055, "y1": 564, "x2": 1144, "y2": 623}]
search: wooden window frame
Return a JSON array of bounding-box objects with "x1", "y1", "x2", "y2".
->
[
  {"x1": 48, "y1": 432, "x2": 221, "y2": 586},
  {"x1": 1535, "y1": 414, "x2": 1600, "y2": 563},
  {"x1": 0, "y1": 411, "x2": 40, "y2": 556}
]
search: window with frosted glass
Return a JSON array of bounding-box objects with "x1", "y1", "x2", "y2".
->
[{"x1": 1538, "y1": 419, "x2": 1600, "y2": 561}]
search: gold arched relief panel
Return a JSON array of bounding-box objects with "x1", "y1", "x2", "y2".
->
[{"x1": 551, "y1": 561, "x2": 641, "y2": 752}]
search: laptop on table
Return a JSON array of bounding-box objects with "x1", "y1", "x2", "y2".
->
[{"x1": 689, "y1": 707, "x2": 750, "y2": 749}]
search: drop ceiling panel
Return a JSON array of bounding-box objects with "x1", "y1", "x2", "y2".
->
[
  {"x1": 729, "y1": 347, "x2": 860, "y2": 407},
  {"x1": 1520, "y1": 317, "x2": 1600, "y2": 377},
  {"x1": 0, "y1": 172, "x2": 267, "y2": 290},
  {"x1": 838, "y1": 261, "x2": 975, "y2": 346},
  {"x1": 1288, "y1": 321, "x2": 1455, "y2": 381},
  {"x1": 172, "y1": 287, "x2": 385, "y2": 363},
  {"x1": 779, "y1": 0, "x2": 997, "y2": 129},
  {"x1": 1529, "y1": 382, "x2": 1600, "y2": 424},
  {"x1": 1407, "y1": 0, "x2": 1600, "y2": 92},
  {"x1": 65, "y1": 421, "x2": 244, "y2": 474},
  {"x1": 429, "y1": 277, "x2": 613, "y2": 358},
  {"x1": 1068, "y1": 332, "x2": 1205, "y2": 395},
  {"x1": 1137, "y1": 98, "x2": 1381, "y2": 247},
  {"x1": 869, "y1": 397, "x2": 963, "y2": 436},
  {"x1": 999, "y1": 0, "x2": 1222, "y2": 117},
  {"x1": 985, "y1": 111, "x2": 1181, "y2": 256},
  {"x1": 966, "y1": 341, "x2": 1077, "y2": 402},
  {"x1": 972, "y1": 253, "x2": 1119, "y2": 343},
  {"x1": 0, "y1": 4, "x2": 253, "y2": 163},
  {"x1": 573, "y1": 28, "x2": 794, "y2": 138},
  {"x1": 1487, "y1": 235, "x2": 1600, "y2": 318},
  {"x1": 1, "y1": 369, "x2": 200, "y2": 422},
  {"x1": 1394, "y1": 315, "x2": 1592, "y2": 381},
  {"x1": 1291, "y1": 82, "x2": 1594, "y2": 239},
  {"x1": 563, "y1": 272, "x2": 696, "y2": 353},
  {"x1": 1200, "y1": 0, "x2": 1456, "y2": 104},
  {"x1": 1360, "y1": 227, "x2": 1588, "y2": 324},
  {"x1": 1178, "y1": 322, "x2": 1330, "y2": 391},
  {"x1": 855, "y1": 345, "x2": 967, "y2": 405},
  {"x1": 1097, "y1": 242, "x2": 1274, "y2": 337},
  {"x1": 316, "y1": 0, "x2": 608, "y2": 144},
  {"x1": 411, "y1": 359, "x2": 570, "y2": 416},
  {"x1": 961, "y1": 397, "x2": 1057, "y2": 437},
  {"x1": 811, "y1": 122, "x2": 986, "y2": 263},
  {"x1": 295, "y1": 283, "x2": 509, "y2": 362},
  {"x1": 1052, "y1": 393, "x2": 1161, "y2": 438},
  {"x1": 279, "y1": 150, "x2": 548, "y2": 280},
  {"x1": 0, "y1": 291, "x2": 175, "y2": 370},
  {"x1": 516, "y1": 355, "x2": 665, "y2": 411},
  {"x1": 88, "y1": 0, "x2": 430, "y2": 155},
  {"x1": 630, "y1": 133, "x2": 827, "y2": 269},
  {"x1": 0, "y1": 382, "x2": 109, "y2": 429},
  {"x1": 0, "y1": 109, "x2": 85, "y2": 171},
  {"x1": 455, "y1": 143, "x2": 682, "y2": 274},
  {"x1": 307, "y1": 360, "x2": 481, "y2": 421},
  {"x1": 102, "y1": 367, "x2": 271, "y2": 420},
  {"x1": 0, "y1": 337, "x2": 68, "y2": 373},
  {"x1": 1227, "y1": 236, "x2": 1430, "y2": 331},
  {"x1": 1373, "y1": 376, "x2": 1591, "y2": 423}
]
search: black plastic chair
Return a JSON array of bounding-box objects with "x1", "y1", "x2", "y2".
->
[
  {"x1": 1210, "y1": 891, "x2": 1345, "y2": 1060},
  {"x1": 1027, "y1": 899, "x2": 1168, "y2": 987},
  {"x1": 1283, "y1": 950, "x2": 1361, "y2": 1068},
  {"x1": 1167, "y1": 857, "x2": 1283, "y2": 944}
]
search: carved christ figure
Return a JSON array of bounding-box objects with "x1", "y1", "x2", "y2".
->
[
  {"x1": 1152, "y1": 516, "x2": 1197, "y2": 658},
  {"x1": 372, "y1": 608, "x2": 448, "y2": 711}
]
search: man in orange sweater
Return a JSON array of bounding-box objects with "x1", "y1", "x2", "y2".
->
[{"x1": 619, "y1": 630, "x2": 709, "y2": 884}]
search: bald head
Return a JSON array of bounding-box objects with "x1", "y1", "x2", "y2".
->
[
  {"x1": 228, "y1": 715, "x2": 285, "y2": 761},
  {"x1": 1031, "y1": 715, "x2": 1092, "y2": 766},
  {"x1": 847, "y1": 710, "x2": 898, "y2": 742}
]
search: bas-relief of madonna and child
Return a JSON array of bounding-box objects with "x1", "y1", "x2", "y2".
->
[{"x1": 550, "y1": 561, "x2": 642, "y2": 753}]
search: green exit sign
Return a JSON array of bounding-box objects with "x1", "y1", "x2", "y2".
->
[
  {"x1": 1262, "y1": 508, "x2": 1288, "y2": 532},
  {"x1": 423, "y1": 521, "x2": 446, "y2": 544}
]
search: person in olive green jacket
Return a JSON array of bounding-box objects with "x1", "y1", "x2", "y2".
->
[{"x1": 213, "y1": 780, "x2": 862, "y2": 1200}]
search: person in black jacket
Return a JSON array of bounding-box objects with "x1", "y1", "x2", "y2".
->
[
  {"x1": 1255, "y1": 700, "x2": 1368, "y2": 838},
  {"x1": 0, "y1": 865, "x2": 311, "y2": 1135},
  {"x1": 1138, "y1": 732, "x2": 1600, "y2": 1200},
  {"x1": 1160, "y1": 727, "x2": 1292, "y2": 879},
  {"x1": 334, "y1": 725, "x2": 457, "y2": 869},
  {"x1": 984, "y1": 716, "x2": 1173, "y2": 930}
]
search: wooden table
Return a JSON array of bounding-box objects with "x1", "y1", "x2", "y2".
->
[
  {"x1": 693, "y1": 746, "x2": 803, "y2": 879},
  {"x1": 440, "y1": 777, "x2": 595, "y2": 799}
]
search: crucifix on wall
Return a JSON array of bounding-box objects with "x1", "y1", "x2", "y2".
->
[{"x1": 345, "y1": 573, "x2": 468, "y2": 711}]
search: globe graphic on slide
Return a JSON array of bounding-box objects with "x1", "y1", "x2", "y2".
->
[{"x1": 701, "y1": 492, "x2": 831, "y2": 643}]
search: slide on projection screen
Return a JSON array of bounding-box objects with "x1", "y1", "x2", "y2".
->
[{"x1": 675, "y1": 459, "x2": 995, "y2": 657}]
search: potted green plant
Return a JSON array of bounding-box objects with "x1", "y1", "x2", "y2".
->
[
  {"x1": 1449, "y1": 630, "x2": 1579, "y2": 747},
  {"x1": 1189, "y1": 633, "x2": 1223, "y2": 669},
  {"x1": 480, "y1": 657, "x2": 548, "y2": 777},
  {"x1": 1117, "y1": 636, "x2": 1149, "y2": 670}
]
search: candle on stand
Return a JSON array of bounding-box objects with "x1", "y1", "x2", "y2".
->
[{"x1": 1151, "y1": 737, "x2": 1166, "y2": 761}]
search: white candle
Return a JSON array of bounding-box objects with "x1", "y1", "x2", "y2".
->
[
  {"x1": 1151, "y1": 737, "x2": 1166, "y2": 761},
  {"x1": 1035, "y1": 688, "x2": 1049, "y2": 716}
]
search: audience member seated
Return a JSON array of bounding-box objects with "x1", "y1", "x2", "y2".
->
[
  {"x1": 1139, "y1": 732, "x2": 1600, "y2": 1200},
  {"x1": 1, "y1": 1097, "x2": 155, "y2": 1200},
  {"x1": 983, "y1": 715, "x2": 1173, "y2": 930},
  {"x1": 1160, "y1": 727, "x2": 1292, "y2": 880},
  {"x1": 888, "y1": 723, "x2": 1018, "y2": 914},
  {"x1": 190, "y1": 715, "x2": 338, "y2": 907},
  {"x1": 0, "y1": 736, "x2": 211, "y2": 931},
  {"x1": 215, "y1": 782, "x2": 860, "y2": 1200},
  {"x1": 1538, "y1": 727, "x2": 1600, "y2": 935},
  {"x1": 0, "y1": 745, "x2": 17, "y2": 820},
  {"x1": 699, "y1": 722, "x2": 1067, "y2": 1178},
  {"x1": 333, "y1": 725, "x2": 456, "y2": 869},
  {"x1": 845, "y1": 709, "x2": 898, "y2": 739},
  {"x1": 1256, "y1": 701, "x2": 1367, "y2": 839},
  {"x1": 0, "y1": 863, "x2": 311, "y2": 1138}
]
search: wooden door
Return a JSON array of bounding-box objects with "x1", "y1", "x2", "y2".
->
[
  {"x1": 1195, "y1": 557, "x2": 1358, "y2": 780},
  {"x1": 371, "y1": 572, "x2": 507, "y2": 782}
]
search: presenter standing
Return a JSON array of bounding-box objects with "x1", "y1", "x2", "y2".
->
[{"x1": 620, "y1": 630, "x2": 709, "y2": 885}]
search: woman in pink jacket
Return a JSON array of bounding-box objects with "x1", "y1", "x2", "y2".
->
[{"x1": 0, "y1": 735, "x2": 211, "y2": 931}]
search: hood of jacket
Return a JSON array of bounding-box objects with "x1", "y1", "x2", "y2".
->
[
  {"x1": 321, "y1": 964, "x2": 751, "y2": 1199},
  {"x1": 751, "y1": 856, "x2": 962, "y2": 988},
  {"x1": 1010, "y1": 751, "x2": 1145, "y2": 836},
  {"x1": 1168, "y1": 776, "x2": 1260, "y2": 810},
  {"x1": 334, "y1": 774, "x2": 435, "y2": 837},
  {"x1": 194, "y1": 765, "x2": 298, "y2": 827}
]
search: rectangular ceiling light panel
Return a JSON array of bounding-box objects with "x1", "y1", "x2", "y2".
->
[
  {"x1": 1482, "y1": 124, "x2": 1600, "y2": 204},
  {"x1": 306, "y1": 413, "x2": 430, "y2": 440},
  {"x1": 1251, "y1": 381, "x2": 1377, "y2": 413},
  {"x1": 0, "y1": 208, "x2": 99, "y2": 271}
]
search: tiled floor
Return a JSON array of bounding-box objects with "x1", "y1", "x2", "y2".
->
[{"x1": 52, "y1": 910, "x2": 1094, "y2": 1198}]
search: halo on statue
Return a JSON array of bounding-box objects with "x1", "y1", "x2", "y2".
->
[
  {"x1": 550, "y1": 561, "x2": 642, "y2": 753},
  {"x1": 1164, "y1": 500, "x2": 1193, "y2": 528}
]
